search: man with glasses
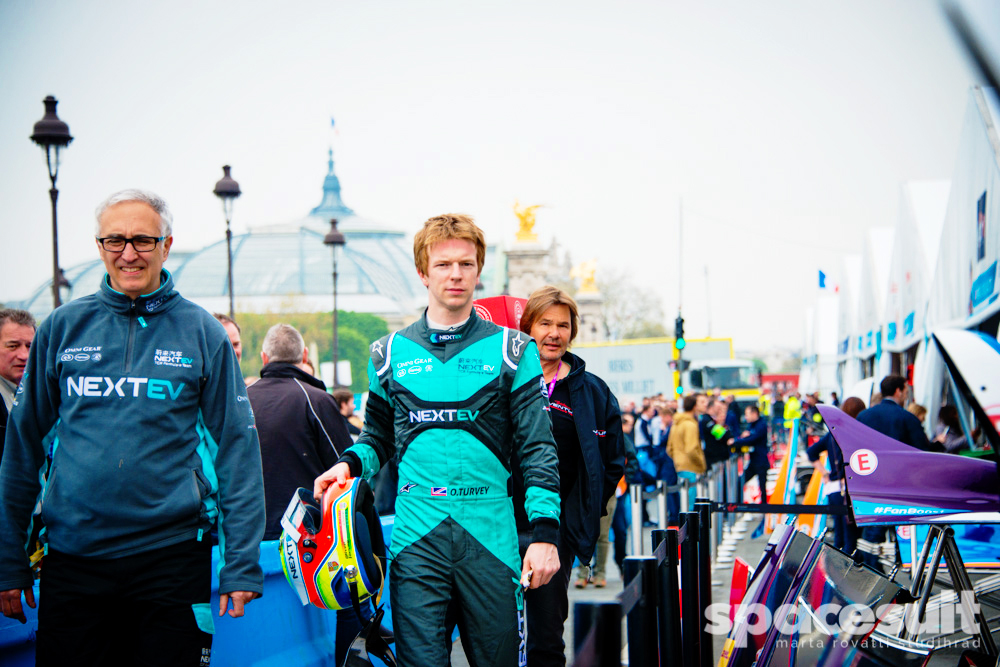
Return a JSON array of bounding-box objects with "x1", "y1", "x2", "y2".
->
[{"x1": 0, "y1": 189, "x2": 265, "y2": 666}]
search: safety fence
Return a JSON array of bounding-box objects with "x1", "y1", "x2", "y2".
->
[{"x1": 572, "y1": 455, "x2": 850, "y2": 666}]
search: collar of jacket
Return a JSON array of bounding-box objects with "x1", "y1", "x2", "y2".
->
[
  {"x1": 674, "y1": 411, "x2": 698, "y2": 426},
  {"x1": 559, "y1": 350, "x2": 587, "y2": 381},
  {"x1": 414, "y1": 307, "x2": 484, "y2": 345},
  {"x1": 97, "y1": 269, "x2": 179, "y2": 316},
  {"x1": 259, "y1": 362, "x2": 328, "y2": 391}
]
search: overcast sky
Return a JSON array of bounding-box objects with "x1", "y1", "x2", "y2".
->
[{"x1": 0, "y1": 0, "x2": 994, "y2": 350}]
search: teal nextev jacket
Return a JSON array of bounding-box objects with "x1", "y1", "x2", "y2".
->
[{"x1": 0, "y1": 271, "x2": 265, "y2": 595}]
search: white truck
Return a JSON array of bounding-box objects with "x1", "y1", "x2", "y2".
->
[{"x1": 572, "y1": 337, "x2": 760, "y2": 407}]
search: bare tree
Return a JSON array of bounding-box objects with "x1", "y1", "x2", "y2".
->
[{"x1": 596, "y1": 268, "x2": 667, "y2": 341}]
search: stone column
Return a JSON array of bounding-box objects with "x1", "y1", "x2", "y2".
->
[
  {"x1": 576, "y1": 291, "x2": 605, "y2": 344},
  {"x1": 505, "y1": 243, "x2": 551, "y2": 299}
]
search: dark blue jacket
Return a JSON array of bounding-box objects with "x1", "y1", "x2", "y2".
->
[
  {"x1": 856, "y1": 399, "x2": 931, "y2": 451},
  {"x1": 734, "y1": 417, "x2": 769, "y2": 468},
  {"x1": 515, "y1": 351, "x2": 626, "y2": 563},
  {"x1": 0, "y1": 271, "x2": 264, "y2": 595},
  {"x1": 807, "y1": 432, "x2": 843, "y2": 481}
]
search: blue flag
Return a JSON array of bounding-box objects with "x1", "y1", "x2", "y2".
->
[{"x1": 818, "y1": 270, "x2": 827, "y2": 289}]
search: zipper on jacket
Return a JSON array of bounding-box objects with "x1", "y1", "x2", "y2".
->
[{"x1": 124, "y1": 301, "x2": 137, "y2": 373}]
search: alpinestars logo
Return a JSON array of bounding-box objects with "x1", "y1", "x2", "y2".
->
[
  {"x1": 399, "y1": 483, "x2": 417, "y2": 494},
  {"x1": 511, "y1": 332, "x2": 526, "y2": 356},
  {"x1": 371, "y1": 340, "x2": 384, "y2": 356}
]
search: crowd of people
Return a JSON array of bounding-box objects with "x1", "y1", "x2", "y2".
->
[{"x1": 0, "y1": 188, "x2": 992, "y2": 667}]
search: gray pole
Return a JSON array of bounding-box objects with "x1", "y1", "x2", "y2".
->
[
  {"x1": 49, "y1": 185, "x2": 61, "y2": 308},
  {"x1": 332, "y1": 247, "x2": 339, "y2": 386},
  {"x1": 225, "y1": 218, "x2": 234, "y2": 319}
]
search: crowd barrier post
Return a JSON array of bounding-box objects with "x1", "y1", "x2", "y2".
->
[
  {"x1": 708, "y1": 468, "x2": 721, "y2": 558},
  {"x1": 571, "y1": 601, "x2": 623, "y2": 667},
  {"x1": 652, "y1": 528, "x2": 683, "y2": 667},
  {"x1": 624, "y1": 556, "x2": 658, "y2": 667},
  {"x1": 679, "y1": 512, "x2": 701, "y2": 667},
  {"x1": 695, "y1": 499, "x2": 713, "y2": 667},
  {"x1": 679, "y1": 479, "x2": 690, "y2": 515},
  {"x1": 656, "y1": 480, "x2": 668, "y2": 529},
  {"x1": 629, "y1": 483, "x2": 644, "y2": 556}
]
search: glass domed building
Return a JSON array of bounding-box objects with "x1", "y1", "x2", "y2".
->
[{"x1": 13, "y1": 150, "x2": 507, "y2": 326}]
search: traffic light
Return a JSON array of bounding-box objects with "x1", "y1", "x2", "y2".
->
[{"x1": 674, "y1": 315, "x2": 686, "y2": 351}]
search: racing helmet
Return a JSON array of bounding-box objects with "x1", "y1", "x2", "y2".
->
[{"x1": 279, "y1": 478, "x2": 386, "y2": 610}]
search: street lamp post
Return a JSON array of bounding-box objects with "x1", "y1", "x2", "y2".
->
[
  {"x1": 213, "y1": 165, "x2": 241, "y2": 319},
  {"x1": 323, "y1": 218, "x2": 346, "y2": 387},
  {"x1": 31, "y1": 96, "x2": 73, "y2": 309}
]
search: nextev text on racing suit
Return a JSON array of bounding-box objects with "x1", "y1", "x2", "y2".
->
[{"x1": 337, "y1": 311, "x2": 560, "y2": 666}]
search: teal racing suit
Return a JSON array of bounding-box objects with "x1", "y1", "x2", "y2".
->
[{"x1": 338, "y1": 311, "x2": 560, "y2": 667}]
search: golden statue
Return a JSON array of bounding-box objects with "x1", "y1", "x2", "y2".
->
[
  {"x1": 513, "y1": 201, "x2": 543, "y2": 242},
  {"x1": 571, "y1": 260, "x2": 599, "y2": 294}
]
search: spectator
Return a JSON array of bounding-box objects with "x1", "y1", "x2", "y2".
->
[
  {"x1": 724, "y1": 395, "x2": 741, "y2": 434},
  {"x1": 733, "y1": 405, "x2": 769, "y2": 503},
  {"x1": 332, "y1": 388, "x2": 363, "y2": 437},
  {"x1": 772, "y1": 392, "x2": 785, "y2": 443},
  {"x1": 704, "y1": 400, "x2": 733, "y2": 467},
  {"x1": 635, "y1": 402, "x2": 659, "y2": 448},
  {"x1": 855, "y1": 375, "x2": 932, "y2": 570},
  {"x1": 245, "y1": 323, "x2": 355, "y2": 660},
  {"x1": 857, "y1": 375, "x2": 931, "y2": 451},
  {"x1": 213, "y1": 313, "x2": 243, "y2": 362},
  {"x1": 783, "y1": 391, "x2": 802, "y2": 435},
  {"x1": 906, "y1": 402, "x2": 928, "y2": 428},
  {"x1": 513, "y1": 285, "x2": 624, "y2": 662},
  {"x1": 0, "y1": 309, "x2": 35, "y2": 461},
  {"x1": 667, "y1": 394, "x2": 707, "y2": 509},
  {"x1": 247, "y1": 323, "x2": 350, "y2": 540},
  {"x1": 608, "y1": 413, "x2": 640, "y2": 574},
  {"x1": 933, "y1": 405, "x2": 968, "y2": 453}
]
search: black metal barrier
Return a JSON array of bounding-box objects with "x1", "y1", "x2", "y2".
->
[
  {"x1": 710, "y1": 500, "x2": 851, "y2": 515},
  {"x1": 624, "y1": 558, "x2": 658, "y2": 665},
  {"x1": 572, "y1": 601, "x2": 622, "y2": 667},
  {"x1": 572, "y1": 495, "x2": 852, "y2": 665},
  {"x1": 651, "y1": 528, "x2": 682, "y2": 667},
  {"x1": 695, "y1": 500, "x2": 713, "y2": 667}
]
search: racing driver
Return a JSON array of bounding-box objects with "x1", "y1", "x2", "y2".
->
[{"x1": 314, "y1": 213, "x2": 561, "y2": 667}]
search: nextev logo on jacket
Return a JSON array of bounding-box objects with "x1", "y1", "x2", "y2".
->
[
  {"x1": 409, "y1": 408, "x2": 480, "y2": 423},
  {"x1": 154, "y1": 348, "x2": 194, "y2": 368},
  {"x1": 66, "y1": 376, "x2": 186, "y2": 400}
]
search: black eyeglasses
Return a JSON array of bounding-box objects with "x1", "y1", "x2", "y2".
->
[{"x1": 96, "y1": 236, "x2": 167, "y2": 252}]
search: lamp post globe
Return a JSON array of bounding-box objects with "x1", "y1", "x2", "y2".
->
[
  {"x1": 213, "y1": 165, "x2": 241, "y2": 319},
  {"x1": 323, "y1": 218, "x2": 347, "y2": 387},
  {"x1": 31, "y1": 95, "x2": 73, "y2": 309}
]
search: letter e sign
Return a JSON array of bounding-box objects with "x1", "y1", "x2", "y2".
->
[{"x1": 849, "y1": 449, "x2": 878, "y2": 476}]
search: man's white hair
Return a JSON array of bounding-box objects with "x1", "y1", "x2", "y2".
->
[{"x1": 94, "y1": 189, "x2": 173, "y2": 236}]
